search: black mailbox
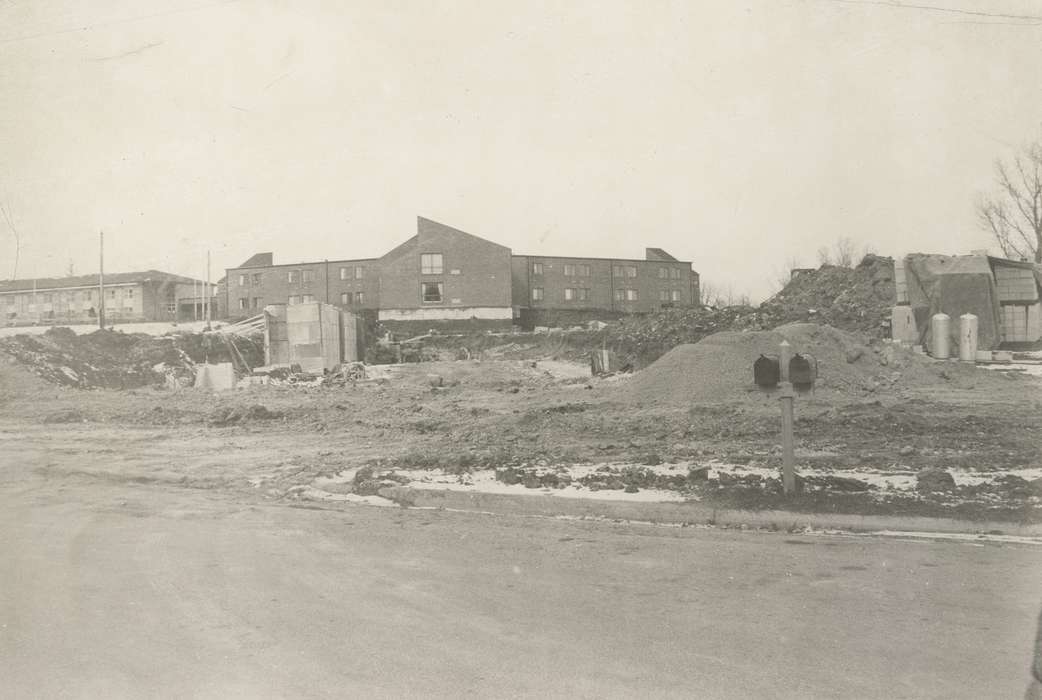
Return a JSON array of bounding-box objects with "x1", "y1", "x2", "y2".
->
[
  {"x1": 753, "y1": 354, "x2": 780, "y2": 389},
  {"x1": 789, "y1": 353, "x2": 817, "y2": 391}
]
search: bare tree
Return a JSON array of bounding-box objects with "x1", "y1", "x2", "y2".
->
[
  {"x1": 977, "y1": 141, "x2": 1042, "y2": 262},
  {"x1": 816, "y1": 246, "x2": 832, "y2": 266},
  {"x1": 833, "y1": 237, "x2": 856, "y2": 267},
  {"x1": 698, "y1": 280, "x2": 718, "y2": 307},
  {"x1": 770, "y1": 255, "x2": 803, "y2": 294},
  {"x1": 0, "y1": 200, "x2": 19, "y2": 279}
]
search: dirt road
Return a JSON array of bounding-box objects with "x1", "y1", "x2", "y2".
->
[{"x1": 2, "y1": 434, "x2": 1041, "y2": 699}]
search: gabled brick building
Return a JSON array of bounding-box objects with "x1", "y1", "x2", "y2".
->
[{"x1": 224, "y1": 217, "x2": 699, "y2": 328}]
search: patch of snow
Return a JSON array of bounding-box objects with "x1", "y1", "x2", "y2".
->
[{"x1": 297, "y1": 486, "x2": 397, "y2": 507}]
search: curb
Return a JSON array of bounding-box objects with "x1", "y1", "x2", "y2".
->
[{"x1": 377, "y1": 486, "x2": 1042, "y2": 537}]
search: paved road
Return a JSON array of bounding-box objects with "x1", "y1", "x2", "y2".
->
[{"x1": 1, "y1": 467, "x2": 1040, "y2": 699}]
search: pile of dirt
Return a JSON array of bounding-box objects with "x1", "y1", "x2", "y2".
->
[
  {"x1": 621, "y1": 322, "x2": 1022, "y2": 407},
  {"x1": 0, "y1": 327, "x2": 263, "y2": 389},
  {"x1": 756, "y1": 255, "x2": 895, "y2": 335}
]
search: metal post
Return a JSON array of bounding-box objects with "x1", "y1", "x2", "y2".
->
[
  {"x1": 780, "y1": 384, "x2": 795, "y2": 496},
  {"x1": 205, "y1": 250, "x2": 211, "y2": 330},
  {"x1": 779, "y1": 339, "x2": 791, "y2": 382},
  {"x1": 98, "y1": 231, "x2": 105, "y2": 329}
]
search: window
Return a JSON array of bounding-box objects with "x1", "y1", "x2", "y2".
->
[
  {"x1": 421, "y1": 282, "x2": 443, "y2": 303},
  {"x1": 355, "y1": 292, "x2": 365, "y2": 305},
  {"x1": 613, "y1": 265, "x2": 636, "y2": 277},
  {"x1": 421, "y1": 254, "x2": 443, "y2": 275},
  {"x1": 659, "y1": 268, "x2": 669, "y2": 279},
  {"x1": 532, "y1": 263, "x2": 543, "y2": 275},
  {"x1": 108, "y1": 290, "x2": 116, "y2": 299},
  {"x1": 564, "y1": 288, "x2": 589, "y2": 301},
  {"x1": 252, "y1": 297, "x2": 262, "y2": 309},
  {"x1": 85, "y1": 290, "x2": 93, "y2": 301},
  {"x1": 671, "y1": 290, "x2": 681, "y2": 302},
  {"x1": 355, "y1": 267, "x2": 364, "y2": 279},
  {"x1": 614, "y1": 289, "x2": 625, "y2": 301},
  {"x1": 531, "y1": 287, "x2": 544, "y2": 301},
  {"x1": 302, "y1": 294, "x2": 315, "y2": 303},
  {"x1": 238, "y1": 274, "x2": 247, "y2": 286},
  {"x1": 301, "y1": 270, "x2": 315, "y2": 283},
  {"x1": 239, "y1": 298, "x2": 248, "y2": 310},
  {"x1": 564, "y1": 264, "x2": 575, "y2": 276},
  {"x1": 626, "y1": 266, "x2": 637, "y2": 278},
  {"x1": 577, "y1": 264, "x2": 591, "y2": 276},
  {"x1": 252, "y1": 273, "x2": 262, "y2": 284},
  {"x1": 670, "y1": 268, "x2": 682, "y2": 280},
  {"x1": 626, "y1": 289, "x2": 638, "y2": 301},
  {"x1": 659, "y1": 290, "x2": 670, "y2": 301},
  {"x1": 564, "y1": 288, "x2": 576, "y2": 301},
  {"x1": 287, "y1": 271, "x2": 299, "y2": 283},
  {"x1": 340, "y1": 267, "x2": 350, "y2": 280},
  {"x1": 341, "y1": 292, "x2": 351, "y2": 304},
  {"x1": 127, "y1": 288, "x2": 134, "y2": 298},
  {"x1": 288, "y1": 295, "x2": 301, "y2": 305}
]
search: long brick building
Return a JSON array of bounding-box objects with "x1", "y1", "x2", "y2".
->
[
  {"x1": 224, "y1": 217, "x2": 700, "y2": 328},
  {"x1": 1, "y1": 270, "x2": 214, "y2": 326}
]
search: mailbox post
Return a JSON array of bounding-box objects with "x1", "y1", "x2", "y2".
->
[
  {"x1": 753, "y1": 341, "x2": 815, "y2": 496},
  {"x1": 779, "y1": 385, "x2": 796, "y2": 495}
]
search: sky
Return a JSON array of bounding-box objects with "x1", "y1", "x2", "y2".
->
[{"x1": 1, "y1": 0, "x2": 1041, "y2": 302}]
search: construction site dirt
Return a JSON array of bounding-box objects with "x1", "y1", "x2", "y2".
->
[{"x1": 3, "y1": 320, "x2": 1040, "y2": 526}]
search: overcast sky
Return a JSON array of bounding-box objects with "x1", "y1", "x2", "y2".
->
[{"x1": 2, "y1": 0, "x2": 1041, "y2": 301}]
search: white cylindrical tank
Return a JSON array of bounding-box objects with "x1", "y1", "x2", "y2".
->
[
  {"x1": 931, "y1": 313, "x2": 951, "y2": 359},
  {"x1": 959, "y1": 313, "x2": 978, "y2": 363}
]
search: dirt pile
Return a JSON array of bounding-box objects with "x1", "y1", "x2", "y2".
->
[
  {"x1": 0, "y1": 328, "x2": 263, "y2": 389},
  {"x1": 756, "y1": 255, "x2": 895, "y2": 335},
  {"x1": 621, "y1": 322, "x2": 1021, "y2": 407}
]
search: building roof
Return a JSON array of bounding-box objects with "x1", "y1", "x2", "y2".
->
[
  {"x1": 237, "y1": 252, "x2": 274, "y2": 268},
  {"x1": 0, "y1": 270, "x2": 203, "y2": 294}
]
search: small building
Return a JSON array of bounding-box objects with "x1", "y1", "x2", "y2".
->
[
  {"x1": 895, "y1": 252, "x2": 1042, "y2": 348},
  {"x1": 0, "y1": 270, "x2": 214, "y2": 326}
]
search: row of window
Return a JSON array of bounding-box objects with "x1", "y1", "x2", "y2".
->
[
  {"x1": 238, "y1": 268, "x2": 368, "y2": 287},
  {"x1": 530, "y1": 263, "x2": 685, "y2": 280},
  {"x1": 2, "y1": 288, "x2": 132, "y2": 305},
  {"x1": 530, "y1": 288, "x2": 683, "y2": 302}
]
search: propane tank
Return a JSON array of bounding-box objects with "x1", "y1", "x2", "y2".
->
[
  {"x1": 931, "y1": 313, "x2": 951, "y2": 359},
  {"x1": 959, "y1": 314, "x2": 978, "y2": 363}
]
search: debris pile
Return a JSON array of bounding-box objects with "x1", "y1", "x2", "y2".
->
[
  {"x1": 755, "y1": 255, "x2": 896, "y2": 335},
  {"x1": 622, "y1": 322, "x2": 1022, "y2": 407},
  {"x1": 0, "y1": 327, "x2": 263, "y2": 389}
]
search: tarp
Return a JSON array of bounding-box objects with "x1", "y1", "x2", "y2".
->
[{"x1": 903, "y1": 254, "x2": 1002, "y2": 351}]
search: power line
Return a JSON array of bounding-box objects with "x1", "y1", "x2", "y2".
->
[
  {"x1": 819, "y1": 0, "x2": 1042, "y2": 23},
  {"x1": 0, "y1": 0, "x2": 240, "y2": 45}
]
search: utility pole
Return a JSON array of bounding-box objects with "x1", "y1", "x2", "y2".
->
[
  {"x1": 98, "y1": 231, "x2": 105, "y2": 329},
  {"x1": 205, "y1": 250, "x2": 211, "y2": 330}
]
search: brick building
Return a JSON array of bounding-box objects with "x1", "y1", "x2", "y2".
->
[
  {"x1": 224, "y1": 217, "x2": 699, "y2": 328},
  {"x1": 0, "y1": 270, "x2": 214, "y2": 326}
]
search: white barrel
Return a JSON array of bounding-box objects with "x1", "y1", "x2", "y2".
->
[
  {"x1": 959, "y1": 314, "x2": 978, "y2": 363},
  {"x1": 931, "y1": 313, "x2": 951, "y2": 359}
]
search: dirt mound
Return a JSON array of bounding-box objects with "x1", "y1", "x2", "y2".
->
[
  {"x1": 757, "y1": 255, "x2": 895, "y2": 335},
  {"x1": 621, "y1": 322, "x2": 1020, "y2": 407},
  {"x1": 0, "y1": 328, "x2": 263, "y2": 389}
]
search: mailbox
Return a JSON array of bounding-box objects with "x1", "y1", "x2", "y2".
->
[
  {"x1": 789, "y1": 353, "x2": 817, "y2": 391},
  {"x1": 753, "y1": 354, "x2": 780, "y2": 389}
]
